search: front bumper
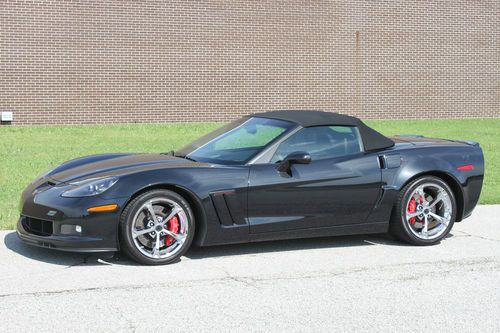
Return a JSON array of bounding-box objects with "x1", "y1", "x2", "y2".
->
[
  {"x1": 16, "y1": 177, "x2": 127, "y2": 253},
  {"x1": 16, "y1": 217, "x2": 118, "y2": 252}
]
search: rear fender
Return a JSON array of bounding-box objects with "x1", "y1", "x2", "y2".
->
[{"x1": 383, "y1": 146, "x2": 484, "y2": 222}]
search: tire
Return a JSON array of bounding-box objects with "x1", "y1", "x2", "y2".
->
[
  {"x1": 119, "y1": 189, "x2": 195, "y2": 265},
  {"x1": 389, "y1": 176, "x2": 456, "y2": 246}
]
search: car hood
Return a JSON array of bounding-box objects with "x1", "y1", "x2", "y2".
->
[{"x1": 48, "y1": 153, "x2": 207, "y2": 183}]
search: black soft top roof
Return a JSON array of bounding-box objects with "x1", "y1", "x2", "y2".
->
[{"x1": 251, "y1": 110, "x2": 394, "y2": 152}]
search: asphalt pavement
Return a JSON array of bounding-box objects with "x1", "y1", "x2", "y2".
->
[{"x1": 0, "y1": 205, "x2": 499, "y2": 332}]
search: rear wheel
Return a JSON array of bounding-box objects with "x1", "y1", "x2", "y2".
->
[
  {"x1": 389, "y1": 176, "x2": 456, "y2": 245},
  {"x1": 120, "y1": 189, "x2": 195, "y2": 265}
]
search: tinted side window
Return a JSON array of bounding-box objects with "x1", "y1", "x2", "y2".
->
[{"x1": 271, "y1": 126, "x2": 363, "y2": 162}]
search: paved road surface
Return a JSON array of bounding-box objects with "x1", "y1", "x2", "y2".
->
[{"x1": 1, "y1": 205, "x2": 499, "y2": 332}]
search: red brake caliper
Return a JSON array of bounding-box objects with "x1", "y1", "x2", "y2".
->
[
  {"x1": 408, "y1": 198, "x2": 417, "y2": 224},
  {"x1": 165, "y1": 215, "x2": 180, "y2": 246},
  {"x1": 408, "y1": 194, "x2": 424, "y2": 224}
]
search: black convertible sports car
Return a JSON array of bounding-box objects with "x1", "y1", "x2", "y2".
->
[{"x1": 18, "y1": 110, "x2": 484, "y2": 265}]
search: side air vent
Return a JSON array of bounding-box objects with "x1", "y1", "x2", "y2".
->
[{"x1": 210, "y1": 190, "x2": 246, "y2": 226}]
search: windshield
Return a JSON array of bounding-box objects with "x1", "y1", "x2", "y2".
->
[{"x1": 177, "y1": 117, "x2": 296, "y2": 165}]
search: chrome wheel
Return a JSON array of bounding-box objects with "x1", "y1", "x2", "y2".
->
[
  {"x1": 405, "y1": 182, "x2": 452, "y2": 240},
  {"x1": 131, "y1": 198, "x2": 189, "y2": 259}
]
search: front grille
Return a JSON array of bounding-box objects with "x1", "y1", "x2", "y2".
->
[{"x1": 22, "y1": 216, "x2": 53, "y2": 236}]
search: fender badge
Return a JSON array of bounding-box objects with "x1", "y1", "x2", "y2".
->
[{"x1": 47, "y1": 210, "x2": 57, "y2": 217}]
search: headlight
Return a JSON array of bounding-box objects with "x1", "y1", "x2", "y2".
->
[{"x1": 61, "y1": 177, "x2": 118, "y2": 198}]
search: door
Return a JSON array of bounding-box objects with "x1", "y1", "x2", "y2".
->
[{"x1": 247, "y1": 125, "x2": 382, "y2": 234}]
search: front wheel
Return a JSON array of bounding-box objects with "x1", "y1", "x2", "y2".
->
[
  {"x1": 120, "y1": 189, "x2": 195, "y2": 265},
  {"x1": 389, "y1": 176, "x2": 456, "y2": 245}
]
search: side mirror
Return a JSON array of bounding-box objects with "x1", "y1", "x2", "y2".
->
[{"x1": 277, "y1": 151, "x2": 312, "y2": 174}]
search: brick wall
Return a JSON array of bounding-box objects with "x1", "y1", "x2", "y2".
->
[{"x1": 0, "y1": 0, "x2": 499, "y2": 125}]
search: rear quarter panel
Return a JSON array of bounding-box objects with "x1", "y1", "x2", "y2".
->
[{"x1": 382, "y1": 144, "x2": 484, "y2": 221}]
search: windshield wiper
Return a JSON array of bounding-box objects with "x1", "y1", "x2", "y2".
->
[
  {"x1": 182, "y1": 155, "x2": 197, "y2": 162},
  {"x1": 161, "y1": 150, "x2": 197, "y2": 162},
  {"x1": 160, "y1": 150, "x2": 176, "y2": 156}
]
